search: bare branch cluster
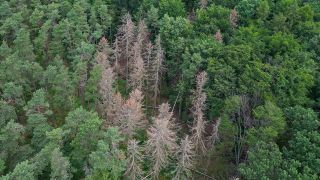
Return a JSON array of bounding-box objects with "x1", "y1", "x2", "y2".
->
[
  {"x1": 214, "y1": 30, "x2": 223, "y2": 43},
  {"x1": 174, "y1": 135, "x2": 195, "y2": 179},
  {"x1": 191, "y1": 71, "x2": 208, "y2": 154},
  {"x1": 125, "y1": 139, "x2": 144, "y2": 180},
  {"x1": 118, "y1": 89, "x2": 146, "y2": 138},
  {"x1": 146, "y1": 102, "x2": 177, "y2": 177},
  {"x1": 230, "y1": 9, "x2": 238, "y2": 29}
]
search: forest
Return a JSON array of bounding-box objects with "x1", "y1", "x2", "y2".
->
[{"x1": 0, "y1": 0, "x2": 320, "y2": 179}]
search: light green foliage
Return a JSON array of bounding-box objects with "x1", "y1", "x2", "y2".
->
[
  {"x1": 2, "y1": 82, "x2": 24, "y2": 107},
  {"x1": 50, "y1": 148, "x2": 72, "y2": 180},
  {"x1": 159, "y1": 0, "x2": 186, "y2": 17},
  {"x1": 87, "y1": 127, "x2": 126, "y2": 180},
  {"x1": 285, "y1": 131, "x2": 320, "y2": 175},
  {"x1": 25, "y1": 89, "x2": 53, "y2": 150},
  {"x1": 85, "y1": 64, "x2": 102, "y2": 110},
  {"x1": 239, "y1": 141, "x2": 283, "y2": 180},
  {"x1": 195, "y1": 4, "x2": 231, "y2": 35},
  {"x1": 42, "y1": 57, "x2": 73, "y2": 120},
  {"x1": 63, "y1": 107, "x2": 103, "y2": 170},
  {"x1": 247, "y1": 101, "x2": 285, "y2": 144},
  {"x1": 285, "y1": 106, "x2": 319, "y2": 134},
  {"x1": 236, "y1": 0, "x2": 262, "y2": 19},
  {"x1": 160, "y1": 15, "x2": 192, "y2": 79},
  {"x1": 7, "y1": 160, "x2": 35, "y2": 180}
]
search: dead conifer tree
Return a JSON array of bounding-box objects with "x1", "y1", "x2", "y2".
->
[
  {"x1": 112, "y1": 37, "x2": 121, "y2": 74},
  {"x1": 118, "y1": 89, "x2": 146, "y2": 138},
  {"x1": 230, "y1": 9, "x2": 238, "y2": 30},
  {"x1": 208, "y1": 118, "x2": 221, "y2": 149},
  {"x1": 199, "y1": 0, "x2": 208, "y2": 8},
  {"x1": 214, "y1": 29, "x2": 223, "y2": 43},
  {"x1": 125, "y1": 139, "x2": 145, "y2": 180},
  {"x1": 174, "y1": 135, "x2": 195, "y2": 180},
  {"x1": 99, "y1": 67, "x2": 115, "y2": 118},
  {"x1": 111, "y1": 92, "x2": 124, "y2": 123},
  {"x1": 150, "y1": 36, "x2": 164, "y2": 110},
  {"x1": 116, "y1": 13, "x2": 135, "y2": 90},
  {"x1": 98, "y1": 37, "x2": 112, "y2": 57},
  {"x1": 146, "y1": 102, "x2": 177, "y2": 177},
  {"x1": 144, "y1": 42, "x2": 153, "y2": 90},
  {"x1": 136, "y1": 20, "x2": 149, "y2": 48},
  {"x1": 191, "y1": 71, "x2": 208, "y2": 154},
  {"x1": 129, "y1": 42, "x2": 146, "y2": 90}
]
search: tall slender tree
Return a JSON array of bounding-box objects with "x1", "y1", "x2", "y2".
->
[
  {"x1": 118, "y1": 89, "x2": 146, "y2": 138},
  {"x1": 125, "y1": 139, "x2": 144, "y2": 180},
  {"x1": 150, "y1": 36, "x2": 164, "y2": 109},
  {"x1": 191, "y1": 72, "x2": 208, "y2": 154},
  {"x1": 174, "y1": 135, "x2": 195, "y2": 179},
  {"x1": 116, "y1": 13, "x2": 135, "y2": 90},
  {"x1": 129, "y1": 43, "x2": 145, "y2": 90},
  {"x1": 146, "y1": 102, "x2": 177, "y2": 177}
]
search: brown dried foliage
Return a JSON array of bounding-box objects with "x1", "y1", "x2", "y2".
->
[
  {"x1": 214, "y1": 29, "x2": 223, "y2": 43},
  {"x1": 230, "y1": 9, "x2": 238, "y2": 29},
  {"x1": 118, "y1": 89, "x2": 147, "y2": 138}
]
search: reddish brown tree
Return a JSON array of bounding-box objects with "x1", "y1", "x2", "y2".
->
[
  {"x1": 230, "y1": 9, "x2": 238, "y2": 29},
  {"x1": 112, "y1": 37, "x2": 121, "y2": 74},
  {"x1": 99, "y1": 67, "x2": 115, "y2": 118},
  {"x1": 214, "y1": 30, "x2": 223, "y2": 43},
  {"x1": 146, "y1": 102, "x2": 177, "y2": 177},
  {"x1": 118, "y1": 89, "x2": 146, "y2": 138},
  {"x1": 129, "y1": 42, "x2": 146, "y2": 90},
  {"x1": 199, "y1": 0, "x2": 208, "y2": 8},
  {"x1": 191, "y1": 71, "x2": 208, "y2": 154}
]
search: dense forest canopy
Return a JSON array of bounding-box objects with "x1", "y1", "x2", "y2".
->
[{"x1": 0, "y1": 0, "x2": 320, "y2": 179}]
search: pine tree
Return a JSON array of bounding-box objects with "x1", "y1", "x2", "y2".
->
[
  {"x1": 0, "y1": 40, "x2": 11, "y2": 60},
  {"x1": 146, "y1": 102, "x2": 177, "y2": 177},
  {"x1": 87, "y1": 127, "x2": 126, "y2": 179},
  {"x1": 191, "y1": 72, "x2": 208, "y2": 154},
  {"x1": 25, "y1": 89, "x2": 53, "y2": 151},
  {"x1": 13, "y1": 28, "x2": 35, "y2": 62},
  {"x1": 50, "y1": 148, "x2": 72, "y2": 180},
  {"x1": 7, "y1": 160, "x2": 35, "y2": 180}
]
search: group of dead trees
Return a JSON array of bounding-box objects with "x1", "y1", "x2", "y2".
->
[{"x1": 95, "y1": 13, "x2": 220, "y2": 179}]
